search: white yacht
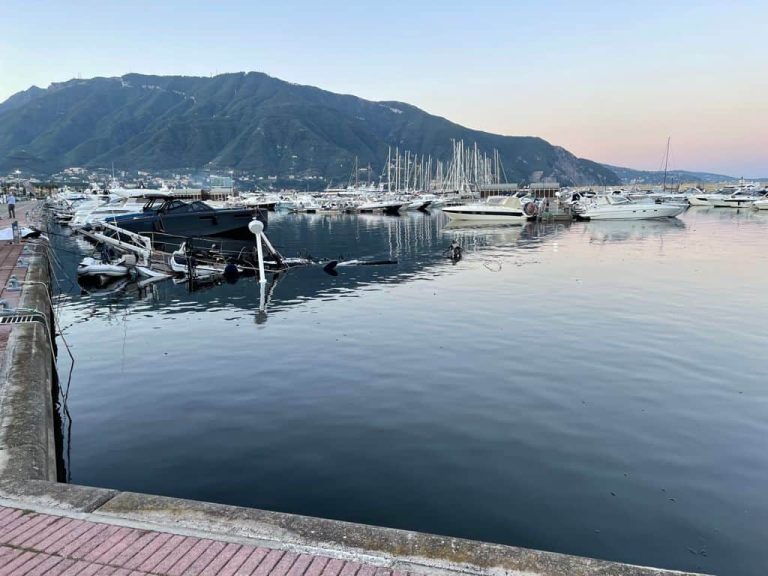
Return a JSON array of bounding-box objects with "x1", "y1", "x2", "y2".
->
[
  {"x1": 711, "y1": 193, "x2": 761, "y2": 208},
  {"x1": 442, "y1": 195, "x2": 527, "y2": 222},
  {"x1": 356, "y1": 198, "x2": 404, "y2": 215},
  {"x1": 70, "y1": 198, "x2": 146, "y2": 229},
  {"x1": 752, "y1": 198, "x2": 768, "y2": 210},
  {"x1": 685, "y1": 188, "x2": 722, "y2": 206},
  {"x1": 574, "y1": 194, "x2": 687, "y2": 220}
]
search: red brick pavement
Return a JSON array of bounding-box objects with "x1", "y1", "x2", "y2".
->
[
  {"x1": 0, "y1": 507, "x2": 411, "y2": 575},
  {"x1": 0, "y1": 200, "x2": 42, "y2": 372}
]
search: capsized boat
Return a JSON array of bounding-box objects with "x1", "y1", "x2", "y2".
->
[
  {"x1": 573, "y1": 194, "x2": 687, "y2": 220},
  {"x1": 169, "y1": 242, "x2": 246, "y2": 281},
  {"x1": 77, "y1": 251, "x2": 169, "y2": 285},
  {"x1": 441, "y1": 195, "x2": 528, "y2": 222},
  {"x1": 105, "y1": 193, "x2": 267, "y2": 239}
]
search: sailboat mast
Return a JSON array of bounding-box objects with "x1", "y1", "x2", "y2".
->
[{"x1": 662, "y1": 136, "x2": 670, "y2": 191}]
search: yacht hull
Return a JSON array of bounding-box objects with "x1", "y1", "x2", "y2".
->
[
  {"x1": 580, "y1": 203, "x2": 686, "y2": 220},
  {"x1": 442, "y1": 207, "x2": 527, "y2": 222},
  {"x1": 712, "y1": 198, "x2": 757, "y2": 208},
  {"x1": 687, "y1": 196, "x2": 713, "y2": 206}
]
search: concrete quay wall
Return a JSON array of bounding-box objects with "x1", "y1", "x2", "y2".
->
[
  {"x1": 0, "y1": 244, "x2": 57, "y2": 484},
  {"x1": 0, "y1": 236, "x2": 706, "y2": 576}
]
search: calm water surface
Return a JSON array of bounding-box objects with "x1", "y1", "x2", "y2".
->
[{"x1": 51, "y1": 207, "x2": 768, "y2": 576}]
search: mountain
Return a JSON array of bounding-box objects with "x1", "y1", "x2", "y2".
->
[
  {"x1": 604, "y1": 164, "x2": 737, "y2": 185},
  {"x1": 0, "y1": 73, "x2": 619, "y2": 185},
  {"x1": 0, "y1": 85, "x2": 45, "y2": 115}
]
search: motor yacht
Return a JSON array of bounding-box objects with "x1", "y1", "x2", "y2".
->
[
  {"x1": 105, "y1": 193, "x2": 267, "y2": 239},
  {"x1": 441, "y1": 195, "x2": 527, "y2": 222},
  {"x1": 573, "y1": 194, "x2": 686, "y2": 220},
  {"x1": 711, "y1": 193, "x2": 761, "y2": 208}
]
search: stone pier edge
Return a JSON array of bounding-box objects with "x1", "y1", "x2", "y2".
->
[{"x1": 0, "y1": 242, "x2": 705, "y2": 576}]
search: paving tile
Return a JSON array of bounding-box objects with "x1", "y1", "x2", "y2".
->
[
  {"x1": 122, "y1": 531, "x2": 172, "y2": 570},
  {"x1": 229, "y1": 547, "x2": 269, "y2": 576},
  {"x1": 110, "y1": 531, "x2": 160, "y2": 566},
  {"x1": 268, "y1": 552, "x2": 299, "y2": 576},
  {"x1": 82, "y1": 527, "x2": 134, "y2": 563},
  {"x1": 34, "y1": 520, "x2": 87, "y2": 554},
  {"x1": 5, "y1": 551, "x2": 49, "y2": 576},
  {"x1": 0, "y1": 508, "x2": 20, "y2": 523},
  {"x1": 0, "y1": 550, "x2": 37, "y2": 576},
  {"x1": 0, "y1": 514, "x2": 41, "y2": 541},
  {"x1": 166, "y1": 539, "x2": 212, "y2": 576},
  {"x1": 7, "y1": 514, "x2": 60, "y2": 547},
  {"x1": 149, "y1": 536, "x2": 197, "y2": 574},
  {"x1": 183, "y1": 540, "x2": 226, "y2": 576},
  {"x1": 47, "y1": 520, "x2": 98, "y2": 555},
  {"x1": 23, "y1": 554, "x2": 66, "y2": 576},
  {"x1": 58, "y1": 560, "x2": 104, "y2": 576},
  {"x1": 286, "y1": 554, "x2": 314, "y2": 576},
  {"x1": 319, "y1": 558, "x2": 346, "y2": 576},
  {"x1": 58, "y1": 523, "x2": 107, "y2": 557},
  {"x1": 251, "y1": 549, "x2": 286, "y2": 576},
  {"x1": 42, "y1": 559, "x2": 76, "y2": 576},
  {"x1": 339, "y1": 561, "x2": 363, "y2": 576},
  {"x1": 197, "y1": 542, "x2": 241, "y2": 576},
  {"x1": 304, "y1": 556, "x2": 330, "y2": 576},
  {"x1": 18, "y1": 517, "x2": 73, "y2": 549},
  {"x1": 68, "y1": 524, "x2": 124, "y2": 559},
  {"x1": 212, "y1": 544, "x2": 255, "y2": 576},
  {"x1": 91, "y1": 529, "x2": 144, "y2": 564},
  {"x1": 134, "y1": 534, "x2": 187, "y2": 573}
]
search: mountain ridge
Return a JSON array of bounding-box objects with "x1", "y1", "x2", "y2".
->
[
  {"x1": 603, "y1": 164, "x2": 739, "y2": 185},
  {"x1": 0, "y1": 72, "x2": 619, "y2": 185}
]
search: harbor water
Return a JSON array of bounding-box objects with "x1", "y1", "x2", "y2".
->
[{"x1": 51, "y1": 207, "x2": 768, "y2": 576}]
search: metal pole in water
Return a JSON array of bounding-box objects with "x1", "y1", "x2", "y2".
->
[{"x1": 248, "y1": 218, "x2": 267, "y2": 284}]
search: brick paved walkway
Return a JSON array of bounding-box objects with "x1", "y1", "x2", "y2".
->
[
  {"x1": 0, "y1": 200, "x2": 38, "y2": 375},
  {"x1": 0, "y1": 506, "x2": 409, "y2": 576}
]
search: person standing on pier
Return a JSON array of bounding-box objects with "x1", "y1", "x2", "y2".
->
[{"x1": 7, "y1": 193, "x2": 15, "y2": 219}]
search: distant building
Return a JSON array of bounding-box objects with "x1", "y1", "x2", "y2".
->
[
  {"x1": 209, "y1": 175, "x2": 233, "y2": 189},
  {"x1": 478, "y1": 183, "x2": 519, "y2": 197},
  {"x1": 527, "y1": 182, "x2": 560, "y2": 198}
]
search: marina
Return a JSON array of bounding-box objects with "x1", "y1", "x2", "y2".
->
[
  {"x1": 7, "y1": 193, "x2": 758, "y2": 576},
  {"x1": 1, "y1": 5, "x2": 766, "y2": 570}
]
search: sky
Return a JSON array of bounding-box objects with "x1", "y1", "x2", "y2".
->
[{"x1": 1, "y1": 0, "x2": 766, "y2": 176}]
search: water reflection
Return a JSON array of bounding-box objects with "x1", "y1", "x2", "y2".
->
[
  {"x1": 53, "y1": 213, "x2": 581, "y2": 325},
  {"x1": 581, "y1": 218, "x2": 686, "y2": 243},
  {"x1": 53, "y1": 212, "x2": 695, "y2": 324}
]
